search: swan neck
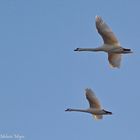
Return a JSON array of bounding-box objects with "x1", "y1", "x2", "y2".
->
[
  {"x1": 78, "y1": 47, "x2": 104, "y2": 52},
  {"x1": 69, "y1": 109, "x2": 89, "y2": 113}
]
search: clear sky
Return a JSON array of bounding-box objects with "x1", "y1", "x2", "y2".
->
[{"x1": 0, "y1": 0, "x2": 139, "y2": 140}]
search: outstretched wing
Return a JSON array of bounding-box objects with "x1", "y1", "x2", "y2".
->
[
  {"x1": 93, "y1": 115, "x2": 103, "y2": 120},
  {"x1": 108, "y1": 53, "x2": 122, "y2": 68},
  {"x1": 85, "y1": 88, "x2": 101, "y2": 109},
  {"x1": 96, "y1": 16, "x2": 119, "y2": 45}
]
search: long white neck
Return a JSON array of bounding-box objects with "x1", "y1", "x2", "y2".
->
[
  {"x1": 75, "y1": 47, "x2": 105, "y2": 52},
  {"x1": 66, "y1": 108, "x2": 89, "y2": 113}
]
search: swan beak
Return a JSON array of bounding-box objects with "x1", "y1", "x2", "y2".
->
[
  {"x1": 65, "y1": 108, "x2": 71, "y2": 111},
  {"x1": 74, "y1": 48, "x2": 79, "y2": 51}
]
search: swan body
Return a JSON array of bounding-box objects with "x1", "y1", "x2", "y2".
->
[
  {"x1": 65, "y1": 108, "x2": 112, "y2": 115},
  {"x1": 65, "y1": 88, "x2": 112, "y2": 120},
  {"x1": 74, "y1": 16, "x2": 132, "y2": 68},
  {"x1": 74, "y1": 45, "x2": 131, "y2": 54}
]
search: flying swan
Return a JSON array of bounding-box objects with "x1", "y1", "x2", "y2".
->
[
  {"x1": 65, "y1": 88, "x2": 112, "y2": 120},
  {"x1": 74, "y1": 16, "x2": 132, "y2": 68}
]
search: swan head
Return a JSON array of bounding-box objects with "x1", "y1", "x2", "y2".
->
[
  {"x1": 65, "y1": 108, "x2": 72, "y2": 111},
  {"x1": 74, "y1": 48, "x2": 80, "y2": 51}
]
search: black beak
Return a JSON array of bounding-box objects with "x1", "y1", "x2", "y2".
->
[
  {"x1": 74, "y1": 48, "x2": 79, "y2": 51},
  {"x1": 65, "y1": 108, "x2": 71, "y2": 111}
]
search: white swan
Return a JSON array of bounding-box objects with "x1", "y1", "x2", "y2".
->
[
  {"x1": 65, "y1": 88, "x2": 112, "y2": 120},
  {"x1": 74, "y1": 16, "x2": 132, "y2": 68}
]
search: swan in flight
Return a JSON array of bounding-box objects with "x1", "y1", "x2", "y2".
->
[
  {"x1": 65, "y1": 88, "x2": 112, "y2": 120},
  {"x1": 74, "y1": 16, "x2": 132, "y2": 68}
]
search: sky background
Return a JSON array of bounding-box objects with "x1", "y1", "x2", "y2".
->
[{"x1": 0, "y1": 0, "x2": 139, "y2": 140}]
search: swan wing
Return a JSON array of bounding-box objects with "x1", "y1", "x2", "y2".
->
[
  {"x1": 93, "y1": 115, "x2": 103, "y2": 120},
  {"x1": 96, "y1": 16, "x2": 119, "y2": 45},
  {"x1": 85, "y1": 88, "x2": 101, "y2": 109},
  {"x1": 108, "y1": 53, "x2": 122, "y2": 68}
]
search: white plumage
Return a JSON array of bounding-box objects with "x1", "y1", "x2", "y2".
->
[
  {"x1": 74, "y1": 16, "x2": 132, "y2": 68},
  {"x1": 65, "y1": 88, "x2": 112, "y2": 120}
]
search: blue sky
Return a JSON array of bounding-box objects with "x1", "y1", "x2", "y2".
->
[{"x1": 0, "y1": 0, "x2": 139, "y2": 139}]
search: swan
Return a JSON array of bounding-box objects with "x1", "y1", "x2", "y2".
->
[
  {"x1": 74, "y1": 16, "x2": 132, "y2": 68},
  {"x1": 65, "y1": 88, "x2": 112, "y2": 120}
]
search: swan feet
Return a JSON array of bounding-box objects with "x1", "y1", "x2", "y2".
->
[
  {"x1": 123, "y1": 48, "x2": 133, "y2": 53},
  {"x1": 102, "y1": 109, "x2": 112, "y2": 115}
]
